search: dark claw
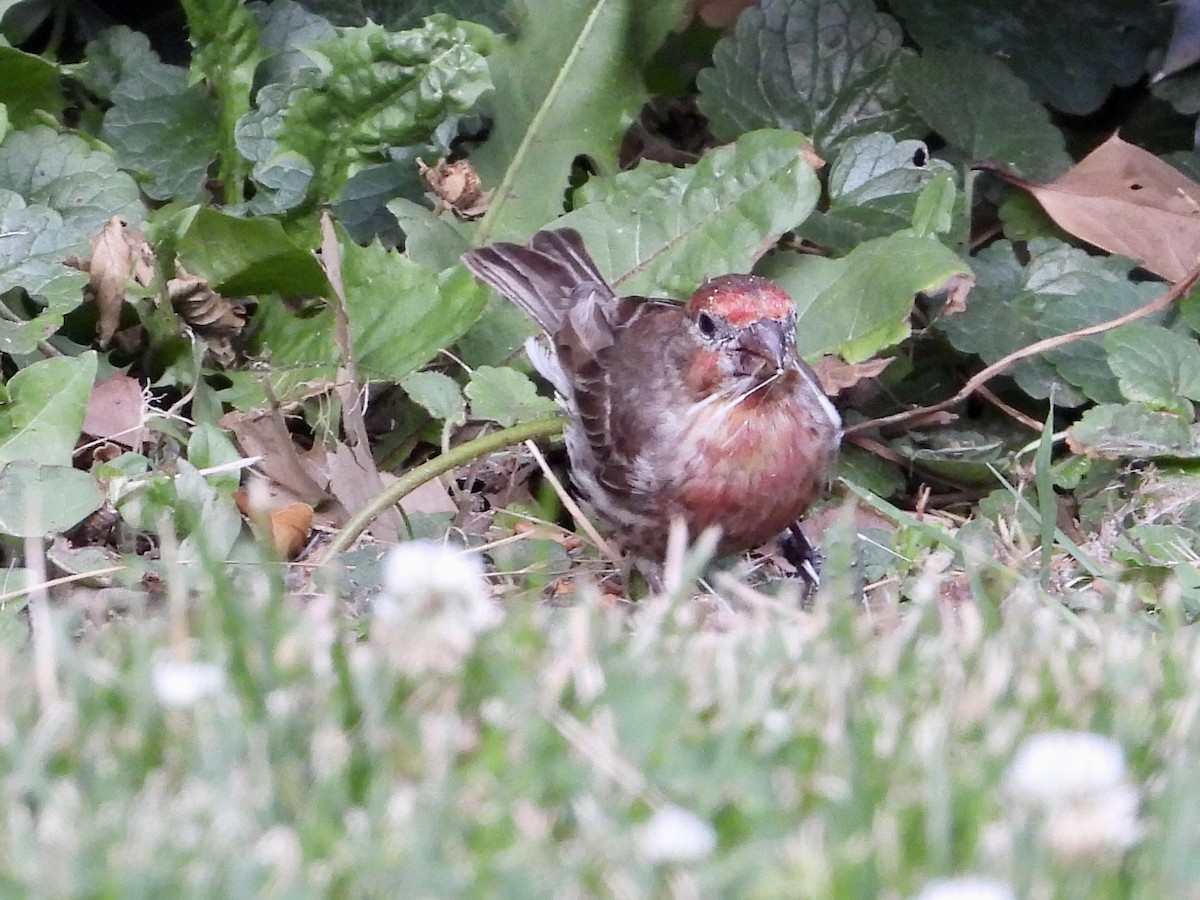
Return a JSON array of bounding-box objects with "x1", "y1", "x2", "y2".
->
[{"x1": 779, "y1": 522, "x2": 822, "y2": 593}]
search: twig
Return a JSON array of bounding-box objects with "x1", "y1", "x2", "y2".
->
[
  {"x1": 845, "y1": 263, "x2": 1200, "y2": 436},
  {"x1": 974, "y1": 383, "x2": 1043, "y2": 431},
  {"x1": 318, "y1": 415, "x2": 565, "y2": 563},
  {"x1": 524, "y1": 439, "x2": 620, "y2": 563}
]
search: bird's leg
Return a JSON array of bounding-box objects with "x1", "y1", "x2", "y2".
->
[{"x1": 779, "y1": 522, "x2": 822, "y2": 595}]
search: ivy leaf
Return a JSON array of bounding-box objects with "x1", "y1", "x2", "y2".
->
[
  {"x1": 696, "y1": 0, "x2": 921, "y2": 156},
  {"x1": 0, "y1": 352, "x2": 97, "y2": 468},
  {"x1": 897, "y1": 48, "x2": 1069, "y2": 180},
  {"x1": 887, "y1": 0, "x2": 1161, "y2": 115},
  {"x1": 253, "y1": 232, "x2": 489, "y2": 386},
  {"x1": 236, "y1": 17, "x2": 491, "y2": 216},
  {"x1": 1067, "y1": 402, "x2": 1200, "y2": 459},
  {"x1": 465, "y1": 366, "x2": 558, "y2": 427},
  {"x1": 1104, "y1": 323, "x2": 1200, "y2": 417},
  {"x1": 0, "y1": 125, "x2": 145, "y2": 233},
  {"x1": 798, "y1": 132, "x2": 956, "y2": 254},
  {"x1": 937, "y1": 239, "x2": 1161, "y2": 406},
  {"x1": 470, "y1": 0, "x2": 683, "y2": 243},
  {"x1": 760, "y1": 232, "x2": 972, "y2": 361},
  {"x1": 0, "y1": 46, "x2": 63, "y2": 126},
  {"x1": 94, "y1": 27, "x2": 221, "y2": 203}
]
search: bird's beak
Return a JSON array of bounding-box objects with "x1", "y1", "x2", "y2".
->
[{"x1": 736, "y1": 319, "x2": 789, "y2": 375}]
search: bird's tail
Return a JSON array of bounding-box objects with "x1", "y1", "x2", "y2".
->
[{"x1": 461, "y1": 228, "x2": 614, "y2": 334}]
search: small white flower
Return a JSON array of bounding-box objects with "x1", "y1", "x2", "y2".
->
[
  {"x1": 372, "y1": 540, "x2": 501, "y2": 676},
  {"x1": 1005, "y1": 730, "x2": 1142, "y2": 860},
  {"x1": 914, "y1": 876, "x2": 1015, "y2": 900},
  {"x1": 1006, "y1": 730, "x2": 1126, "y2": 805},
  {"x1": 152, "y1": 660, "x2": 225, "y2": 708},
  {"x1": 636, "y1": 805, "x2": 717, "y2": 864}
]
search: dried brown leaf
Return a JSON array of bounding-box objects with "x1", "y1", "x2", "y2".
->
[
  {"x1": 168, "y1": 267, "x2": 249, "y2": 340},
  {"x1": 679, "y1": 0, "x2": 758, "y2": 29},
  {"x1": 979, "y1": 134, "x2": 1200, "y2": 282},
  {"x1": 82, "y1": 372, "x2": 146, "y2": 449},
  {"x1": 417, "y1": 157, "x2": 491, "y2": 220},
  {"x1": 220, "y1": 408, "x2": 332, "y2": 508},
  {"x1": 810, "y1": 355, "x2": 892, "y2": 396},
  {"x1": 90, "y1": 216, "x2": 132, "y2": 346}
]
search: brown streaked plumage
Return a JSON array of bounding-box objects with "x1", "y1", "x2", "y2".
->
[{"x1": 461, "y1": 228, "x2": 841, "y2": 582}]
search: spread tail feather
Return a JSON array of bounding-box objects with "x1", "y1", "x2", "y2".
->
[{"x1": 461, "y1": 228, "x2": 614, "y2": 334}]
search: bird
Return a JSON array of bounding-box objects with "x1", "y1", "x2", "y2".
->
[{"x1": 461, "y1": 227, "x2": 842, "y2": 588}]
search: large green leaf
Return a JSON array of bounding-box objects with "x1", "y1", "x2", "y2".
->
[
  {"x1": 470, "y1": 0, "x2": 684, "y2": 243},
  {"x1": 0, "y1": 351, "x2": 97, "y2": 468},
  {"x1": 289, "y1": 0, "x2": 511, "y2": 31},
  {"x1": 798, "y1": 132, "x2": 956, "y2": 255},
  {"x1": 236, "y1": 17, "x2": 491, "y2": 216},
  {"x1": 559, "y1": 130, "x2": 822, "y2": 298},
  {"x1": 175, "y1": 208, "x2": 332, "y2": 297},
  {"x1": 887, "y1": 0, "x2": 1162, "y2": 115},
  {"x1": 897, "y1": 48, "x2": 1069, "y2": 180},
  {"x1": 93, "y1": 27, "x2": 221, "y2": 203},
  {"x1": 180, "y1": 0, "x2": 268, "y2": 203},
  {"x1": 0, "y1": 46, "x2": 63, "y2": 126},
  {"x1": 1104, "y1": 324, "x2": 1200, "y2": 418},
  {"x1": 0, "y1": 125, "x2": 145, "y2": 233},
  {"x1": 0, "y1": 189, "x2": 89, "y2": 313},
  {"x1": 1068, "y1": 402, "x2": 1200, "y2": 459},
  {"x1": 695, "y1": 0, "x2": 921, "y2": 156},
  {"x1": 937, "y1": 239, "x2": 1162, "y2": 406},
  {"x1": 254, "y1": 231, "x2": 488, "y2": 385},
  {"x1": 759, "y1": 232, "x2": 971, "y2": 361},
  {"x1": 0, "y1": 461, "x2": 103, "y2": 538}
]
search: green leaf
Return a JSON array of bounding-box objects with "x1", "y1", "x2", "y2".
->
[
  {"x1": 236, "y1": 17, "x2": 491, "y2": 215},
  {"x1": 287, "y1": 0, "x2": 512, "y2": 32},
  {"x1": 937, "y1": 239, "x2": 1161, "y2": 405},
  {"x1": 897, "y1": 48, "x2": 1069, "y2": 180},
  {"x1": 0, "y1": 125, "x2": 145, "y2": 233},
  {"x1": 798, "y1": 132, "x2": 957, "y2": 254},
  {"x1": 760, "y1": 232, "x2": 972, "y2": 360},
  {"x1": 0, "y1": 461, "x2": 103, "y2": 538},
  {"x1": 1105, "y1": 324, "x2": 1200, "y2": 417},
  {"x1": 887, "y1": 0, "x2": 1160, "y2": 115},
  {"x1": 400, "y1": 370, "x2": 466, "y2": 427},
  {"x1": 465, "y1": 366, "x2": 558, "y2": 427},
  {"x1": 255, "y1": 233, "x2": 489, "y2": 385},
  {"x1": 561, "y1": 130, "x2": 822, "y2": 298},
  {"x1": 180, "y1": 0, "x2": 268, "y2": 203},
  {"x1": 695, "y1": 0, "x2": 921, "y2": 156},
  {"x1": 0, "y1": 189, "x2": 89, "y2": 312},
  {"x1": 0, "y1": 46, "x2": 63, "y2": 126},
  {"x1": 94, "y1": 27, "x2": 221, "y2": 203},
  {"x1": 1068, "y1": 402, "x2": 1200, "y2": 459},
  {"x1": 471, "y1": 0, "x2": 683, "y2": 242},
  {"x1": 0, "y1": 352, "x2": 97, "y2": 468},
  {"x1": 175, "y1": 208, "x2": 332, "y2": 297}
]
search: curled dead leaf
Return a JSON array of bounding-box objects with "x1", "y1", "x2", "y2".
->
[
  {"x1": 168, "y1": 267, "x2": 249, "y2": 339},
  {"x1": 978, "y1": 134, "x2": 1200, "y2": 282},
  {"x1": 89, "y1": 216, "x2": 133, "y2": 346},
  {"x1": 810, "y1": 355, "x2": 892, "y2": 396},
  {"x1": 417, "y1": 157, "x2": 490, "y2": 220}
]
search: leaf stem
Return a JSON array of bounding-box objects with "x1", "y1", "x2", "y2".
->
[{"x1": 318, "y1": 415, "x2": 565, "y2": 563}]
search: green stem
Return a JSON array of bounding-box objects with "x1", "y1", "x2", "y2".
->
[{"x1": 318, "y1": 415, "x2": 565, "y2": 563}]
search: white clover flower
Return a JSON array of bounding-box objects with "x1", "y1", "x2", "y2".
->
[
  {"x1": 636, "y1": 805, "x2": 717, "y2": 864},
  {"x1": 151, "y1": 660, "x2": 225, "y2": 708},
  {"x1": 913, "y1": 875, "x2": 1016, "y2": 900},
  {"x1": 371, "y1": 540, "x2": 501, "y2": 676},
  {"x1": 1006, "y1": 730, "x2": 1126, "y2": 805},
  {"x1": 1004, "y1": 730, "x2": 1142, "y2": 860}
]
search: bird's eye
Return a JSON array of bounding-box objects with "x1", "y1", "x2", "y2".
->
[{"x1": 696, "y1": 311, "x2": 718, "y2": 337}]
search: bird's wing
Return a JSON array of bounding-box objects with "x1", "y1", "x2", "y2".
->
[{"x1": 560, "y1": 298, "x2": 682, "y2": 504}]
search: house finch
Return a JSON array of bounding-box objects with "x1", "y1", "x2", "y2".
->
[{"x1": 462, "y1": 228, "x2": 841, "y2": 585}]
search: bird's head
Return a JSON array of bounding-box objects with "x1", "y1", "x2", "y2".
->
[{"x1": 684, "y1": 274, "x2": 799, "y2": 388}]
